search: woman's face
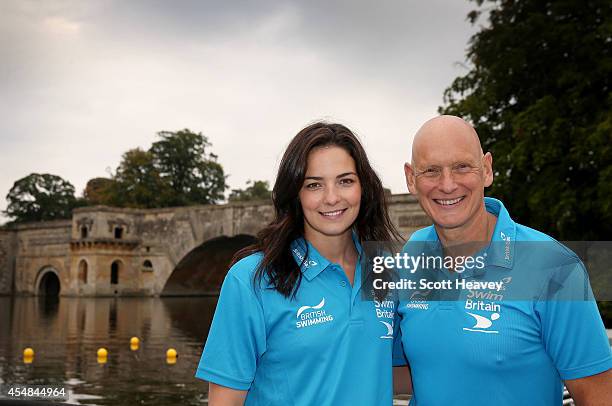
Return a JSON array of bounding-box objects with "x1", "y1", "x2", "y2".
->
[{"x1": 299, "y1": 145, "x2": 361, "y2": 240}]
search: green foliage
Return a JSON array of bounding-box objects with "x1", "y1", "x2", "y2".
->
[
  {"x1": 83, "y1": 177, "x2": 116, "y2": 206},
  {"x1": 4, "y1": 173, "x2": 78, "y2": 222},
  {"x1": 440, "y1": 0, "x2": 612, "y2": 241},
  {"x1": 228, "y1": 180, "x2": 272, "y2": 202},
  {"x1": 151, "y1": 129, "x2": 227, "y2": 206},
  {"x1": 112, "y1": 148, "x2": 172, "y2": 208},
  {"x1": 83, "y1": 129, "x2": 227, "y2": 208},
  {"x1": 441, "y1": 0, "x2": 612, "y2": 325}
]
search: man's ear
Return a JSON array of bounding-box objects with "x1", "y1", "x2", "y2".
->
[
  {"x1": 483, "y1": 152, "x2": 494, "y2": 187},
  {"x1": 404, "y1": 162, "x2": 418, "y2": 195}
]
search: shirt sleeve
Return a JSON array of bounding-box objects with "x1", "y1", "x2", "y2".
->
[
  {"x1": 392, "y1": 303, "x2": 408, "y2": 367},
  {"x1": 535, "y1": 262, "x2": 612, "y2": 380},
  {"x1": 195, "y1": 268, "x2": 267, "y2": 390}
]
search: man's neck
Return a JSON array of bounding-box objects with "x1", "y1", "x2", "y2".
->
[{"x1": 435, "y1": 208, "x2": 497, "y2": 253}]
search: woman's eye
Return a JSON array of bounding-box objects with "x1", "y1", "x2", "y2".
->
[
  {"x1": 305, "y1": 183, "x2": 321, "y2": 190},
  {"x1": 339, "y1": 178, "x2": 354, "y2": 185}
]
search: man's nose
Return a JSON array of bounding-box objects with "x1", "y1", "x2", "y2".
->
[{"x1": 438, "y1": 168, "x2": 458, "y2": 193}]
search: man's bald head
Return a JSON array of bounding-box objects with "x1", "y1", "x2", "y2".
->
[{"x1": 412, "y1": 115, "x2": 483, "y2": 165}]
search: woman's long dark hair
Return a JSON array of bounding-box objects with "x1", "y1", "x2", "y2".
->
[{"x1": 232, "y1": 122, "x2": 401, "y2": 298}]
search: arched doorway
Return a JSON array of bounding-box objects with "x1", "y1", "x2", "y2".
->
[
  {"x1": 111, "y1": 260, "x2": 121, "y2": 285},
  {"x1": 38, "y1": 271, "x2": 61, "y2": 296},
  {"x1": 78, "y1": 260, "x2": 88, "y2": 284}
]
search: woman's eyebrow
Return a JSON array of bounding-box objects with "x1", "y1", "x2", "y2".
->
[
  {"x1": 304, "y1": 172, "x2": 357, "y2": 180},
  {"x1": 336, "y1": 172, "x2": 357, "y2": 178}
]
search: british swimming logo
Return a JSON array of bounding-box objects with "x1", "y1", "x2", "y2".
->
[{"x1": 296, "y1": 298, "x2": 334, "y2": 329}]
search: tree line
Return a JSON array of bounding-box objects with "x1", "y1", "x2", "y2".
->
[{"x1": 4, "y1": 129, "x2": 271, "y2": 223}]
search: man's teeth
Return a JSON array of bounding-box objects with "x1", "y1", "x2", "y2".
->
[
  {"x1": 321, "y1": 210, "x2": 344, "y2": 217},
  {"x1": 435, "y1": 197, "x2": 463, "y2": 206}
]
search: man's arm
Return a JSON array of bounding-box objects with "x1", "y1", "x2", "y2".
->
[
  {"x1": 565, "y1": 369, "x2": 612, "y2": 406},
  {"x1": 208, "y1": 382, "x2": 247, "y2": 406}
]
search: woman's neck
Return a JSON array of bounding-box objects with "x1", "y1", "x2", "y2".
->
[{"x1": 303, "y1": 228, "x2": 358, "y2": 284}]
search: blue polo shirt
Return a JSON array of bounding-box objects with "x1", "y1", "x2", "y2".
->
[
  {"x1": 398, "y1": 198, "x2": 612, "y2": 405},
  {"x1": 196, "y1": 234, "x2": 405, "y2": 405}
]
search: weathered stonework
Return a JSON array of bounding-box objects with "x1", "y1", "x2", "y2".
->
[{"x1": 0, "y1": 194, "x2": 429, "y2": 296}]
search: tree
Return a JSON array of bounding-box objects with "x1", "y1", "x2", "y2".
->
[
  {"x1": 112, "y1": 148, "x2": 172, "y2": 208},
  {"x1": 441, "y1": 0, "x2": 611, "y2": 241},
  {"x1": 4, "y1": 173, "x2": 78, "y2": 222},
  {"x1": 150, "y1": 129, "x2": 227, "y2": 205},
  {"x1": 228, "y1": 180, "x2": 272, "y2": 202},
  {"x1": 441, "y1": 0, "x2": 611, "y2": 324},
  {"x1": 83, "y1": 177, "x2": 116, "y2": 206}
]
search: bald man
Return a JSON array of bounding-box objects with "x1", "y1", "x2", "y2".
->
[{"x1": 395, "y1": 115, "x2": 612, "y2": 405}]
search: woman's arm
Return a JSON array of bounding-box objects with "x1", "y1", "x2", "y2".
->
[{"x1": 208, "y1": 382, "x2": 248, "y2": 406}]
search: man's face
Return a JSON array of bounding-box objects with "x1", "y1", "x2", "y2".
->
[{"x1": 404, "y1": 122, "x2": 493, "y2": 232}]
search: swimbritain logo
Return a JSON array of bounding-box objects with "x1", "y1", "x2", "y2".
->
[
  {"x1": 374, "y1": 300, "x2": 395, "y2": 339},
  {"x1": 462, "y1": 277, "x2": 509, "y2": 334},
  {"x1": 296, "y1": 298, "x2": 333, "y2": 329},
  {"x1": 463, "y1": 312, "x2": 500, "y2": 334},
  {"x1": 292, "y1": 248, "x2": 318, "y2": 268}
]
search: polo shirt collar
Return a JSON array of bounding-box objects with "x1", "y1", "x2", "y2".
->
[
  {"x1": 483, "y1": 197, "x2": 516, "y2": 270},
  {"x1": 290, "y1": 231, "x2": 363, "y2": 281}
]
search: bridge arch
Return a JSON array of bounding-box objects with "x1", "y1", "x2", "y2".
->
[
  {"x1": 161, "y1": 234, "x2": 256, "y2": 296},
  {"x1": 36, "y1": 267, "x2": 61, "y2": 296}
]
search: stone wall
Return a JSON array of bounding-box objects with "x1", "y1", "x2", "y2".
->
[{"x1": 0, "y1": 194, "x2": 428, "y2": 296}]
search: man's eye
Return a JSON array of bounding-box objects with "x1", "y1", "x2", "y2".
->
[
  {"x1": 422, "y1": 168, "x2": 440, "y2": 176},
  {"x1": 454, "y1": 164, "x2": 472, "y2": 172}
]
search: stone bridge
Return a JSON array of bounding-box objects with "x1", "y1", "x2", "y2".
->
[{"x1": 0, "y1": 194, "x2": 428, "y2": 297}]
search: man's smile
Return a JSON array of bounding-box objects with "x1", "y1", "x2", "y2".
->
[{"x1": 433, "y1": 196, "x2": 465, "y2": 206}]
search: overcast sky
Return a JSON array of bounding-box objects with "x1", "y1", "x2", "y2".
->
[{"x1": 0, "y1": 0, "x2": 479, "y2": 221}]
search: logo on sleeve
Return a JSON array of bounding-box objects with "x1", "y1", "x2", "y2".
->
[{"x1": 296, "y1": 298, "x2": 334, "y2": 329}]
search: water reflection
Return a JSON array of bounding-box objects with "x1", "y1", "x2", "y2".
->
[{"x1": 0, "y1": 296, "x2": 216, "y2": 405}]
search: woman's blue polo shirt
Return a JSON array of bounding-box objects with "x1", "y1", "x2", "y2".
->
[{"x1": 196, "y1": 235, "x2": 405, "y2": 405}]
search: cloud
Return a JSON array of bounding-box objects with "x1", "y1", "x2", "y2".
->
[{"x1": 0, "y1": 0, "x2": 477, "y2": 222}]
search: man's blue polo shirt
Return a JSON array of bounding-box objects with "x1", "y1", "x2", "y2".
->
[
  {"x1": 196, "y1": 234, "x2": 405, "y2": 405},
  {"x1": 398, "y1": 198, "x2": 612, "y2": 405}
]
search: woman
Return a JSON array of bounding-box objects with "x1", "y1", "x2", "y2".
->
[{"x1": 195, "y1": 122, "x2": 406, "y2": 405}]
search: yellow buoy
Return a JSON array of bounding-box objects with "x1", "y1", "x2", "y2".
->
[
  {"x1": 23, "y1": 348, "x2": 34, "y2": 358},
  {"x1": 166, "y1": 348, "x2": 177, "y2": 364},
  {"x1": 130, "y1": 337, "x2": 140, "y2": 346}
]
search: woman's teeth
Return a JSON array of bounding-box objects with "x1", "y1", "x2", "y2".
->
[{"x1": 321, "y1": 209, "x2": 344, "y2": 217}]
